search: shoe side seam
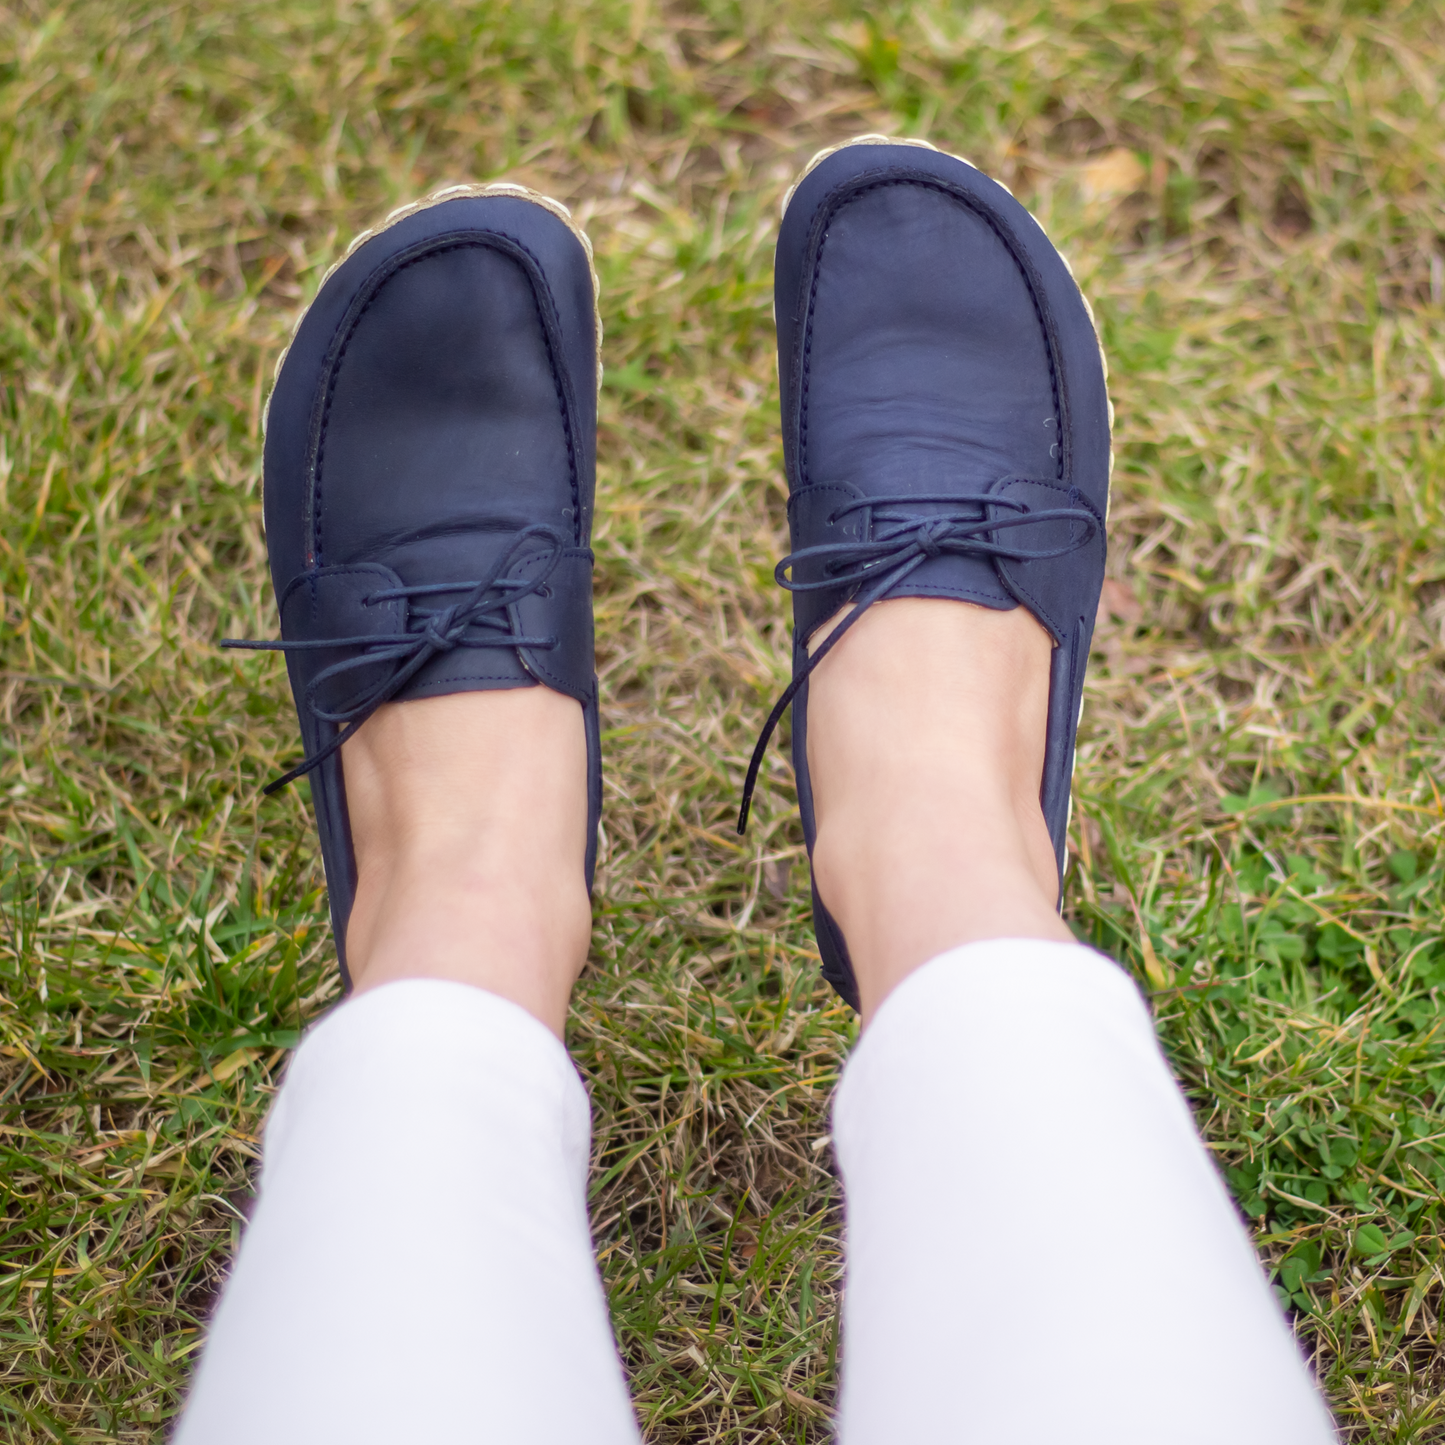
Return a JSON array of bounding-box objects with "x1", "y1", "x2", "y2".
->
[{"x1": 504, "y1": 232, "x2": 584, "y2": 545}]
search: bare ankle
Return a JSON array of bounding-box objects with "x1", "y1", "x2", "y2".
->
[
  {"x1": 812, "y1": 810, "x2": 1071, "y2": 1020},
  {"x1": 805, "y1": 598, "x2": 1074, "y2": 1021},
  {"x1": 340, "y1": 689, "x2": 592, "y2": 1036}
]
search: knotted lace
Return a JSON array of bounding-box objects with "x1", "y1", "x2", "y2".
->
[
  {"x1": 736, "y1": 484, "x2": 1099, "y2": 832},
  {"x1": 225, "y1": 525, "x2": 568, "y2": 793}
]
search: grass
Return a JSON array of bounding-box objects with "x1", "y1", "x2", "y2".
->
[{"x1": 1, "y1": 0, "x2": 1444, "y2": 1437}]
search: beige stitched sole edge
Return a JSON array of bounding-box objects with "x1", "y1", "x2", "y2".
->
[
  {"x1": 783, "y1": 134, "x2": 1116, "y2": 873},
  {"x1": 261, "y1": 181, "x2": 602, "y2": 438}
]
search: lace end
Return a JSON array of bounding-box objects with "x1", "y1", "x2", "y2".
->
[
  {"x1": 737, "y1": 558, "x2": 922, "y2": 833},
  {"x1": 737, "y1": 726, "x2": 770, "y2": 833},
  {"x1": 262, "y1": 758, "x2": 317, "y2": 795},
  {"x1": 260, "y1": 714, "x2": 368, "y2": 796},
  {"x1": 737, "y1": 672, "x2": 806, "y2": 834}
]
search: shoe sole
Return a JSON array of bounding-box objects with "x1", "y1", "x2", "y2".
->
[{"x1": 261, "y1": 181, "x2": 603, "y2": 438}]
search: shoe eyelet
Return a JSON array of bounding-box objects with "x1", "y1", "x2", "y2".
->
[
  {"x1": 360, "y1": 594, "x2": 374, "y2": 607},
  {"x1": 538, "y1": 584, "x2": 553, "y2": 599}
]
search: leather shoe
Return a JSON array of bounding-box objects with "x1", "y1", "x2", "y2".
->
[
  {"x1": 229, "y1": 184, "x2": 602, "y2": 988},
  {"x1": 740, "y1": 138, "x2": 1111, "y2": 1008}
]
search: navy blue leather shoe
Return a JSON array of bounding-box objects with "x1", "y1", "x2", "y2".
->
[
  {"x1": 228, "y1": 184, "x2": 602, "y2": 989},
  {"x1": 739, "y1": 138, "x2": 1112, "y2": 1009}
]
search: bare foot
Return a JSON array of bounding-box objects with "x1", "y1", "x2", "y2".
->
[
  {"x1": 805, "y1": 597, "x2": 1073, "y2": 1023},
  {"x1": 340, "y1": 688, "x2": 592, "y2": 1037}
]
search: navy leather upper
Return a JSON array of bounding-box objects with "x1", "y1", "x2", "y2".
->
[
  {"x1": 772, "y1": 142, "x2": 1111, "y2": 1007},
  {"x1": 259, "y1": 194, "x2": 601, "y2": 984}
]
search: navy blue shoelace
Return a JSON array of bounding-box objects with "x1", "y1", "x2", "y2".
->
[
  {"x1": 736, "y1": 484, "x2": 1099, "y2": 832},
  {"x1": 224, "y1": 525, "x2": 567, "y2": 793}
]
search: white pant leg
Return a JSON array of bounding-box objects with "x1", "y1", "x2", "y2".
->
[
  {"x1": 832, "y1": 938, "x2": 1337, "y2": 1444},
  {"x1": 176, "y1": 979, "x2": 641, "y2": 1445}
]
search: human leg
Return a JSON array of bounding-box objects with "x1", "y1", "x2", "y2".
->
[
  {"x1": 178, "y1": 686, "x2": 636, "y2": 1444},
  {"x1": 761, "y1": 138, "x2": 1337, "y2": 1440},
  {"x1": 831, "y1": 936, "x2": 1337, "y2": 1445},
  {"x1": 341, "y1": 687, "x2": 592, "y2": 1036},
  {"x1": 807, "y1": 597, "x2": 1334, "y2": 1442},
  {"x1": 183, "y1": 188, "x2": 637, "y2": 1442},
  {"x1": 806, "y1": 597, "x2": 1070, "y2": 1022},
  {"x1": 175, "y1": 976, "x2": 638, "y2": 1445}
]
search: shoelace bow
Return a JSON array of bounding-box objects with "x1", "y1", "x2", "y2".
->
[
  {"x1": 224, "y1": 525, "x2": 567, "y2": 794},
  {"x1": 736, "y1": 485, "x2": 1098, "y2": 832}
]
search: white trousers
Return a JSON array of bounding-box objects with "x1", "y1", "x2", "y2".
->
[{"x1": 176, "y1": 940, "x2": 1336, "y2": 1443}]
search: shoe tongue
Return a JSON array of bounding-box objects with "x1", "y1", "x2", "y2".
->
[
  {"x1": 373, "y1": 524, "x2": 553, "y2": 592},
  {"x1": 865, "y1": 472, "x2": 991, "y2": 516},
  {"x1": 374, "y1": 525, "x2": 551, "y2": 700},
  {"x1": 883, "y1": 542, "x2": 1014, "y2": 611},
  {"x1": 864, "y1": 478, "x2": 1015, "y2": 612}
]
